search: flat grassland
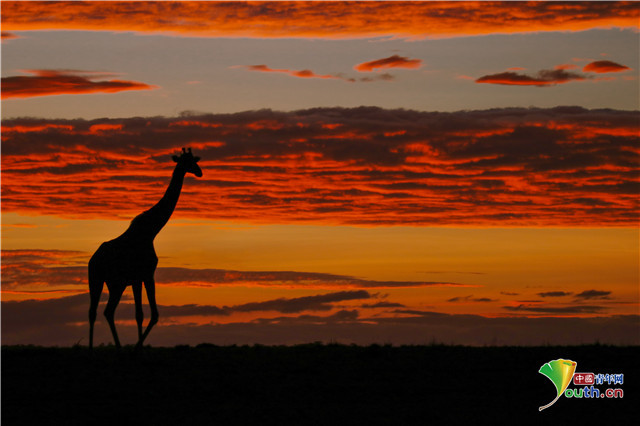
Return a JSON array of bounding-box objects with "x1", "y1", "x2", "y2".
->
[{"x1": 2, "y1": 344, "x2": 638, "y2": 424}]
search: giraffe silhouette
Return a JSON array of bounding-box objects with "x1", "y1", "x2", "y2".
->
[{"x1": 88, "y1": 148, "x2": 202, "y2": 348}]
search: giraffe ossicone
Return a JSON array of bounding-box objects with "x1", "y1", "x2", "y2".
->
[{"x1": 88, "y1": 148, "x2": 202, "y2": 348}]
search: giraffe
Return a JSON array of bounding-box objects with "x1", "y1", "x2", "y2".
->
[{"x1": 88, "y1": 148, "x2": 202, "y2": 348}]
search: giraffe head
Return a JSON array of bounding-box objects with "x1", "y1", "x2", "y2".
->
[{"x1": 173, "y1": 147, "x2": 203, "y2": 177}]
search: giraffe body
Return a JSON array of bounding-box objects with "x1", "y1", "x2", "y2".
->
[
  {"x1": 90, "y1": 237, "x2": 157, "y2": 285},
  {"x1": 88, "y1": 148, "x2": 201, "y2": 348}
]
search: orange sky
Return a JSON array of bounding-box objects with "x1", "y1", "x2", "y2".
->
[{"x1": 1, "y1": 1, "x2": 638, "y2": 346}]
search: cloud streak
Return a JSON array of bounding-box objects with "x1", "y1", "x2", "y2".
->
[
  {"x1": 476, "y1": 69, "x2": 587, "y2": 86},
  {"x1": 155, "y1": 268, "x2": 461, "y2": 289},
  {"x1": 242, "y1": 64, "x2": 394, "y2": 83},
  {"x1": 583, "y1": 60, "x2": 631, "y2": 73},
  {"x1": 447, "y1": 295, "x2": 497, "y2": 303},
  {"x1": 153, "y1": 290, "x2": 373, "y2": 318},
  {"x1": 228, "y1": 290, "x2": 371, "y2": 314},
  {"x1": 476, "y1": 60, "x2": 632, "y2": 86},
  {"x1": 244, "y1": 65, "x2": 342, "y2": 81},
  {"x1": 1, "y1": 31, "x2": 19, "y2": 41},
  {"x1": 537, "y1": 291, "x2": 572, "y2": 297},
  {"x1": 2, "y1": 1, "x2": 638, "y2": 40},
  {"x1": 575, "y1": 289, "x2": 612, "y2": 300},
  {"x1": 1, "y1": 249, "x2": 467, "y2": 290},
  {"x1": 354, "y1": 55, "x2": 422, "y2": 72},
  {"x1": 2, "y1": 107, "x2": 638, "y2": 226},
  {"x1": 1, "y1": 69, "x2": 157, "y2": 99},
  {"x1": 503, "y1": 304, "x2": 607, "y2": 314}
]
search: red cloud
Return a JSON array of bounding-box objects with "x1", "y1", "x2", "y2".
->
[
  {"x1": 583, "y1": 60, "x2": 631, "y2": 73},
  {"x1": 354, "y1": 55, "x2": 422, "y2": 72},
  {"x1": 1, "y1": 31, "x2": 19, "y2": 41},
  {"x1": 476, "y1": 69, "x2": 587, "y2": 86},
  {"x1": 2, "y1": 1, "x2": 638, "y2": 39},
  {"x1": 1, "y1": 107, "x2": 638, "y2": 227},
  {"x1": 1, "y1": 69, "x2": 157, "y2": 99}
]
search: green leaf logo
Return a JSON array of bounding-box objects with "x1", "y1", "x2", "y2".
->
[{"x1": 538, "y1": 359, "x2": 577, "y2": 411}]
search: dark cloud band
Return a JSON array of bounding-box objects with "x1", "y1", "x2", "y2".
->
[
  {"x1": 2, "y1": 107, "x2": 638, "y2": 226},
  {"x1": 2, "y1": 293, "x2": 638, "y2": 346}
]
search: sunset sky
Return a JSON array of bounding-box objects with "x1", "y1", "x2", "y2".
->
[{"x1": 1, "y1": 1, "x2": 639, "y2": 346}]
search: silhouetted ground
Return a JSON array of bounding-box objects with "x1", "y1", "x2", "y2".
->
[{"x1": 2, "y1": 344, "x2": 638, "y2": 424}]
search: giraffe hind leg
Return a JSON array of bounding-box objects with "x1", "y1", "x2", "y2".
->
[
  {"x1": 103, "y1": 283, "x2": 125, "y2": 348},
  {"x1": 88, "y1": 271, "x2": 104, "y2": 350},
  {"x1": 132, "y1": 282, "x2": 144, "y2": 343},
  {"x1": 137, "y1": 277, "x2": 158, "y2": 348}
]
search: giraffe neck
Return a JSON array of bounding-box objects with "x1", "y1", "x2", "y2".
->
[{"x1": 125, "y1": 165, "x2": 186, "y2": 240}]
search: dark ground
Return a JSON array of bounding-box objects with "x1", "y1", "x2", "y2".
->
[{"x1": 2, "y1": 344, "x2": 638, "y2": 425}]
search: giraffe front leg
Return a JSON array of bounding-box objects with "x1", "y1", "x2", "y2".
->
[
  {"x1": 132, "y1": 282, "x2": 144, "y2": 343},
  {"x1": 137, "y1": 277, "x2": 158, "y2": 348}
]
